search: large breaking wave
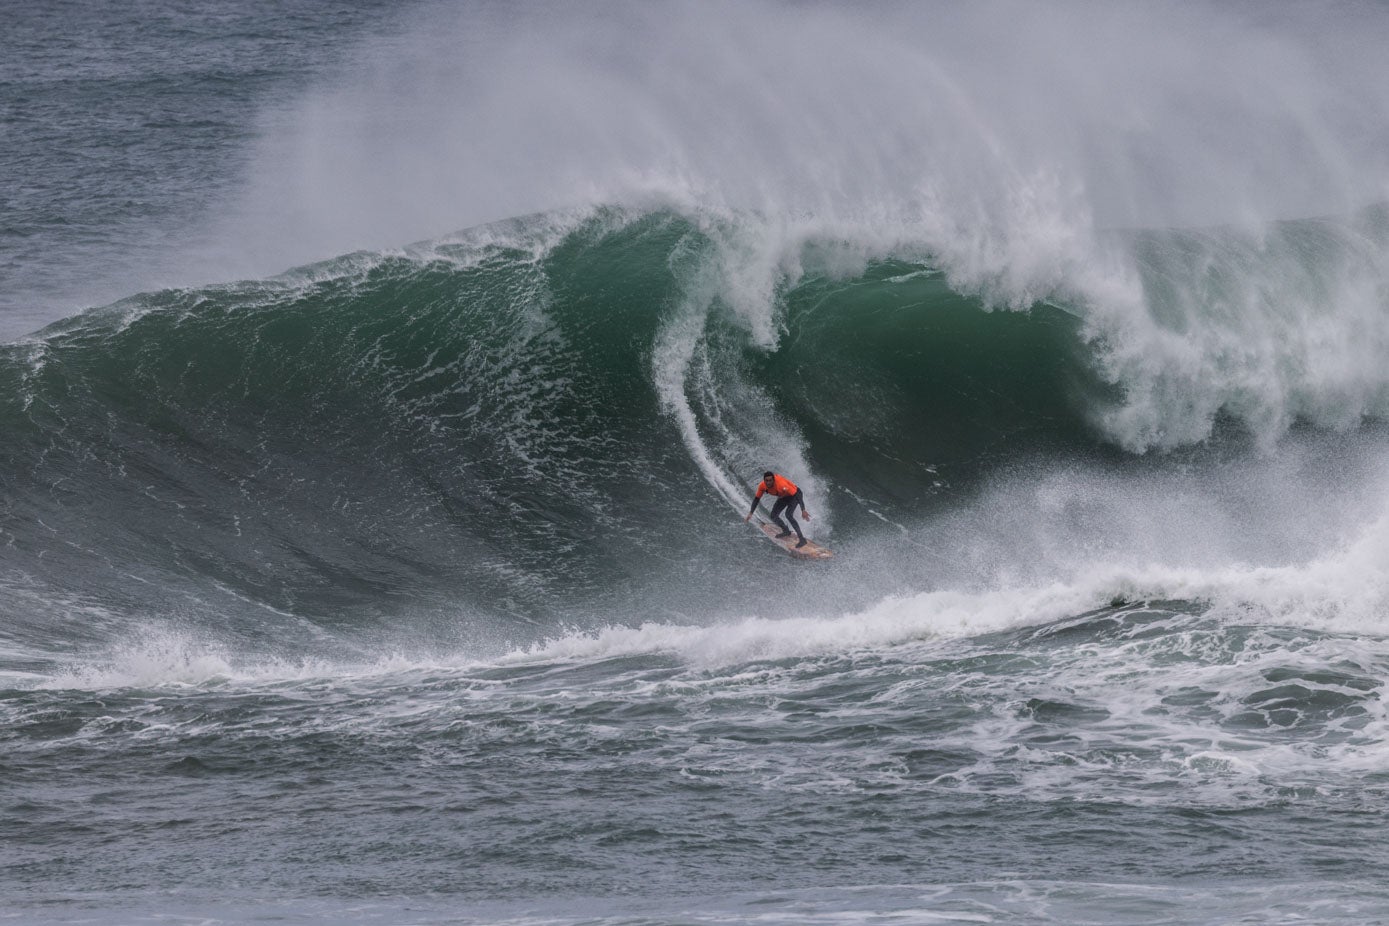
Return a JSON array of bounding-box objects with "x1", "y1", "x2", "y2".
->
[{"x1": 3, "y1": 204, "x2": 1388, "y2": 669}]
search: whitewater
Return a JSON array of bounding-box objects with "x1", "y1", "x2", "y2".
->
[{"x1": 5, "y1": 1, "x2": 1389, "y2": 924}]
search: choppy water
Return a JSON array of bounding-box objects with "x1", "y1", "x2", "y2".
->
[{"x1": 5, "y1": 2, "x2": 1389, "y2": 924}]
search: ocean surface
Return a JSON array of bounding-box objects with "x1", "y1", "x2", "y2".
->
[{"x1": 5, "y1": 2, "x2": 1389, "y2": 923}]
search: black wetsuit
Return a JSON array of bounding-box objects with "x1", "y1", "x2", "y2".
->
[{"x1": 767, "y1": 490, "x2": 805, "y2": 542}]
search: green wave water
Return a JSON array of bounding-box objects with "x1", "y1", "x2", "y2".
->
[{"x1": 0, "y1": 210, "x2": 1115, "y2": 642}]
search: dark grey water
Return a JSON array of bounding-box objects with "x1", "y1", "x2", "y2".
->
[
  {"x1": 8, "y1": 608, "x2": 1389, "y2": 925},
  {"x1": 0, "y1": 0, "x2": 399, "y2": 339}
]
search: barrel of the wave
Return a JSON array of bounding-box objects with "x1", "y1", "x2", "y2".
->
[{"x1": 743, "y1": 471, "x2": 833, "y2": 560}]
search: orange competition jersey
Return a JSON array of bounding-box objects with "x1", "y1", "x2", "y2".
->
[{"x1": 754, "y1": 474, "x2": 799, "y2": 499}]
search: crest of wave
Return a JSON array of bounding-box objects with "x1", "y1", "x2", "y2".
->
[{"x1": 219, "y1": 0, "x2": 1389, "y2": 451}]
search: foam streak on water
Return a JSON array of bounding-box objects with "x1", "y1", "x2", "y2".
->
[{"x1": 7, "y1": 593, "x2": 1389, "y2": 923}]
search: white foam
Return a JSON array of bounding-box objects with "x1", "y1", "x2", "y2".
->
[
  {"x1": 499, "y1": 469, "x2": 1389, "y2": 672},
  {"x1": 204, "y1": 0, "x2": 1389, "y2": 454},
  {"x1": 33, "y1": 629, "x2": 449, "y2": 692},
  {"x1": 227, "y1": 1, "x2": 1389, "y2": 252},
  {"x1": 650, "y1": 214, "x2": 832, "y2": 524},
  {"x1": 36, "y1": 489, "x2": 1381, "y2": 692},
  {"x1": 39, "y1": 633, "x2": 238, "y2": 690},
  {"x1": 501, "y1": 583, "x2": 1091, "y2": 670}
]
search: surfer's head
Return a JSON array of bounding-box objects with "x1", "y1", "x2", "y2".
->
[{"x1": 763, "y1": 471, "x2": 775, "y2": 484}]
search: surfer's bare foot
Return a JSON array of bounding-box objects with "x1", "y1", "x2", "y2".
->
[
  {"x1": 795, "y1": 538, "x2": 807, "y2": 548},
  {"x1": 776, "y1": 531, "x2": 793, "y2": 539}
]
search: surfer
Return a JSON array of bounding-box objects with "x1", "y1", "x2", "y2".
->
[{"x1": 744, "y1": 471, "x2": 810, "y2": 548}]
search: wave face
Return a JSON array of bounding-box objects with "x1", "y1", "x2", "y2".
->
[{"x1": 6, "y1": 206, "x2": 1385, "y2": 652}]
